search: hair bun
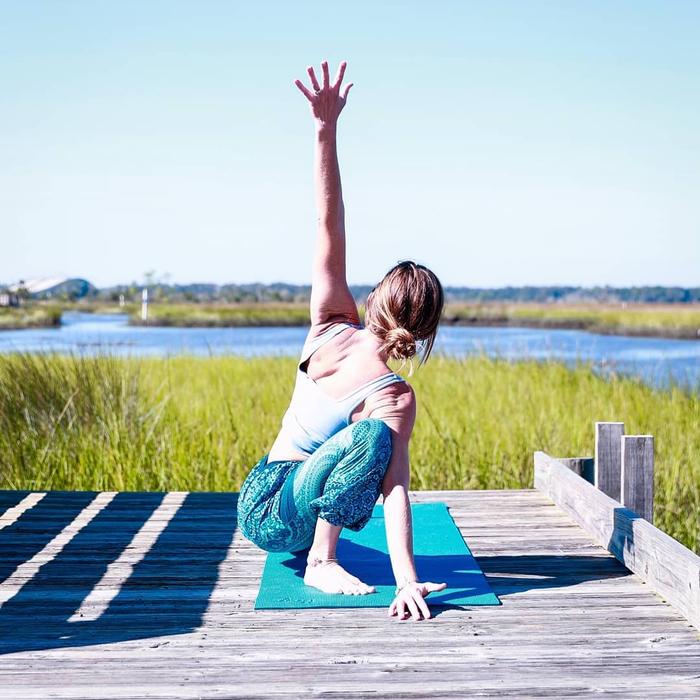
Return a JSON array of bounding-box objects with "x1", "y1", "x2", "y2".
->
[{"x1": 384, "y1": 327, "x2": 416, "y2": 361}]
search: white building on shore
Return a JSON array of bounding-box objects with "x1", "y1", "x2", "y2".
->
[{"x1": 8, "y1": 277, "x2": 95, "y2": 300}]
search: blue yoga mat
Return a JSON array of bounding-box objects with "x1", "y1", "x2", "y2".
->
[{"x1": 254, "y1": 501, "x2": 500, "y2": 609}]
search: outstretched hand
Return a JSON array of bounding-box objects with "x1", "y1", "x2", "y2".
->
[
  {"x1": 388, "y1": 581, "x2": 448, "y2": 621},
  {"x1": 294, "y1": 60, "x2": 353, "y2": 128}
]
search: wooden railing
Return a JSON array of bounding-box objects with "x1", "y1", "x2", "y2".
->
[{"x1": 534, "y1": 421, "x2": 699, "y2": 630}]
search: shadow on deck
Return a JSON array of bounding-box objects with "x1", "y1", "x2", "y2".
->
[{"x1": 0, "y1": 491, "x2": 238, "y2": 655}]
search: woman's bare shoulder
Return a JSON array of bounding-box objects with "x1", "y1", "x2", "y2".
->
[{"x1": 364, "y1": 381, "x2": 416, "y2": 439}]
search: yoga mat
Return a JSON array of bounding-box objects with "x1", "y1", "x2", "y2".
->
[{"x1": 254, "y1": 502, "x2": 500, "y2": 609}]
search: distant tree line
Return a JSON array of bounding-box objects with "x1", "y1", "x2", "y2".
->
[{"x1": 93, "y1": 283, "x2": 700, "y2": 305}]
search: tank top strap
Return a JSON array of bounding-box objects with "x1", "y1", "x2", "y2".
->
[
  {"x1": 341, "y1": 372, "x2": 406, "y2": 422},
  {"x1": 299, "y1": 322, "x2": 360, "y2": 366}
]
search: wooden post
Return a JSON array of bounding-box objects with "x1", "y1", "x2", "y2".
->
[
  {"x1": 621, "y1": 435, "x2": 654, "y2": 523},
  {"x1": 141, "y1": 288, "x2": 148, "y2": 322},
  {"x1": 595, "y1": 421, "x2": 624, "y2": 501},
  {"x1": 557, "y1": 457, "x2": 595, "y2": 484}
]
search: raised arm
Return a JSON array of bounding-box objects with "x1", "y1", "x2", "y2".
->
[{"x1": 295, "y1": 60, "x2": 360, "y2": 328}]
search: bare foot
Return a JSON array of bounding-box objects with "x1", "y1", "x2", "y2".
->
[{"x1": 303, "y1": 561, "x2": 376, "y2": 595}]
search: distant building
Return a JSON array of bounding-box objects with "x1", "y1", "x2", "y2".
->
[
  {"x1": 0, "y1": 290, "x2": 20, "y2": 307},
  {"x1": 8, "y1": 277, "x2": 95, "y2": 300}
]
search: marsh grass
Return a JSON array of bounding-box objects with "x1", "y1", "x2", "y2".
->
[
  {"x1": 445, "y1": 303, "x2": 700, "y2": 338},
  {"x1": 0, "y1": 353, "x2": 697, "y2": 551},
  {"x1": 0, "y1": 306, "x2": 62, "y2": 330},
  {"x1": 131, "y1": 303, "x2": 311, "y2": 327}
]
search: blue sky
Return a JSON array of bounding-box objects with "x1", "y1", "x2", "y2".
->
[{"x1": 1, "y1": 1, "x2": 698, "y2": 288}]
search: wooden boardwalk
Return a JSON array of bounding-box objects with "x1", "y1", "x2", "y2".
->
[{"x1": 0, "y1": 487, "x2": 699, "y2": 699}]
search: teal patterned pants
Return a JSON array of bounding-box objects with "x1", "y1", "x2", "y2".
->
[{"x1": 237, "y1": 418, "x2": 393, "y2": 553}]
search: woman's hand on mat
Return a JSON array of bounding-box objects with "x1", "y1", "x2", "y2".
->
[
  {"x1": 388, "y1": 581, "x2": 447, "y2": 621},
  {"x1": 294, "y1": 60, "x2": 353, "y2": 128}
]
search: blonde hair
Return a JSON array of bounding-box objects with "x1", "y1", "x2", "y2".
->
[{"x1": 364, "y1": 260, "x2": 444, "y2": 375}]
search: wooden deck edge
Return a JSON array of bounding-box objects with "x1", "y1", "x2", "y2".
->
[{"x1": 534, "y1": 450, "x2": 700, "y2": 631}]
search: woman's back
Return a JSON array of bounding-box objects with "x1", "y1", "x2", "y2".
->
[{"x1": 267, "y1": 322, "x2": 408, "y2": 462}]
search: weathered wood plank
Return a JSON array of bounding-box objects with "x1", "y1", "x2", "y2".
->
[
  {"x1": 0, "y1": 492, "x2": 118, "y2": 607},
  {"x1": 534, "y1": 451, "x2": 700, "y2": 630},
  {"x1": 0, "y1": 493, "x2": 46, "y2": 529},
  {"x1": 594, "y1": 421, "x2": 624, "y2": 500},
  {"x1": 622, "y1": 434, "x2": 655, "y2": 522}
]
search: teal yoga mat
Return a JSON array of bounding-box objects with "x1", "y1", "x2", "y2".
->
[{"x1": 254, "y1": 501, "x2": 500, "y2": 609}]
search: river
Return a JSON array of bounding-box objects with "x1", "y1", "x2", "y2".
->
[{"x1": 0, "y1": 312, "x2": 698, "y2": 391}]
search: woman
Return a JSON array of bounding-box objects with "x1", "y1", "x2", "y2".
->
[{"x1": 237, "y1": 60, "x2": 447, "y2": 622}]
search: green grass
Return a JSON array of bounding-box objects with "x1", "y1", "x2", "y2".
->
[
  {"x1": 0, "y1": 353, "x2": 697, "y2": 552},
  {"x1": 0, "y1": 306, "x2": 62, "y2": 330},
  {"x1": 130, "y1": 302, "x2": 312, "y2": 327},
  {"x1": 444, "y1": 303, "x2": 700, "y2": 339}
]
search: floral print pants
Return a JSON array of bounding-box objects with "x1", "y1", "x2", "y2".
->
[{"x1": 237, "y1": 418, "x2": 393, "y2": 553}]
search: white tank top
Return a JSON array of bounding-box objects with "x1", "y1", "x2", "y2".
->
[{"x1": 273, "y1": 322, "x2": 406, "y2": 458}]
